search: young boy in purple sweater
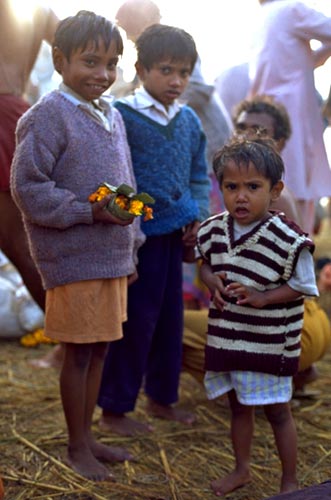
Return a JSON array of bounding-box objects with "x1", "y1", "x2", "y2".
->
[{"x1": 11, "y1": 11, "x2": 144, "y2": 482}]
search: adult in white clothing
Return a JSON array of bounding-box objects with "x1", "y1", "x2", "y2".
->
[{"x1": 249, "y1": 0, "x2": 331, "y2": 235}]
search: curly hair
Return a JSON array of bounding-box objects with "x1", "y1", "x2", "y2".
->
[{"x1": 232, "y1": 94, "x2": 292, "y2": 142}]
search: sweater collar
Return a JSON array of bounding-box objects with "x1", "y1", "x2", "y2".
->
[{"x1": 129, "y1": 86, "x2": 181, "y2": 122}]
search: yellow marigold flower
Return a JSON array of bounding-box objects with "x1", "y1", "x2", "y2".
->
[
  {"x1": 20, "y1": 333, "x2": 37, "y2": 347},
  {"x1": 129, "y1": 199, "x2": 144, "y2": 216},
  {"x1": 20, "y1": 328, "x2": 58, "y2": 347}
]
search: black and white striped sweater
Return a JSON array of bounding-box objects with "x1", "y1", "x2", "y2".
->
[{"x1": 197, "y1": 211, "x2": 315, "y2": 376}]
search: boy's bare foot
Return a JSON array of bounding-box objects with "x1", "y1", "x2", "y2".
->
[
  {"x1": 293, "y1": 365, "x2": 318, "y2": 392},
  {"x1": 66, "y1": 445, "x2": 115, "y2": 482},
  {"x1": 211, "y1": 470, "x2": 251, "y2": 496},
  {"x1": 99, "y1": 413, "x2": 154, "y2": 436},
  {"x1": 280, "y1": 477, "x2": 298, "y2": 494},
  {"x1": 89, "y1": 439, "x2": 134, "y2": 462},
  {"x1": 29, "y1": 344, "x2": 64, "y2": 369},
  {"x1": 146, "y1": 398, "x2": 196, "y2": 424}
]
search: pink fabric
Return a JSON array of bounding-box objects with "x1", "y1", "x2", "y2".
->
[
  {"x1": 0, "y1": 95, "x2": 29, "y2": 191},
  {"x1": 249, "y1": 1, "x2": 331, "y2": 201}
]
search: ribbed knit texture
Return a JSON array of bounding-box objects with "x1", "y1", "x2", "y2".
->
[
  {"x1": 11, "y1": 91, "x2": 145, "y2": 289},
  {"x1": 197, "y1": 211, "x2": 315, "y2": 376},
  {"x1": 114, "y1": 102, "x2": 210, "y2": 236}
]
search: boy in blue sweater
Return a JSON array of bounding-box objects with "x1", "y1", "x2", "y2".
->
[{"x1": 98, "y1": 24, "x2": 210, "y2": 435}]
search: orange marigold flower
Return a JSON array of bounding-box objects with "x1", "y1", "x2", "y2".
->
[{"x1": 143, "y1": 206, "x2": 154, "y2": 221}]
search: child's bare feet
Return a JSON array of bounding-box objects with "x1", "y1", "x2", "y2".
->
[
  {"x1": 211, "y1": 469, "x2": 251, "y2": 496},
  {"x1": 89, "y1": 439, "x2": 134, "y2": 462},
  {"x1": 146, "y1": 398, "x2": 196, "y2": 424},
  {"x1": 99, "y1": 413, "x2": 154, "y2": 436},
  {"x1": 29, "y1": 344, "x2": 64, "y2": 369},
  {"x1": 66, "y1": 445, "x2": 115, "y2": 482}
]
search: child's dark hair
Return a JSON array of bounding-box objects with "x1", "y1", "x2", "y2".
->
[
  {"x1": 233, "y1": 95, "x2": 292, "y2": 142},
  {"x1": 53, "y1": 10, "x2": 123, "y2": 60},
  {"x1": 213, "y1": 137, "x2": 285, "y2": 187},
  {"x1": 135, "y1": 24, "x2": 197, "y2": 71}
]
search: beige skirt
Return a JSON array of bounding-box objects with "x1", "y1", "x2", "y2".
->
[{"x1": 45, "y1": 277, "x2": 127, "y2": 344}]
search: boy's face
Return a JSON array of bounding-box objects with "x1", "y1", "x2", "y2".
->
[
  {"x1": 221, "y1": 159, "x2": 283, "y2": 226},
  {"x1": 234, "y1": 111, "x2": 285, "y2": 153},
  {"x1": 53, "y1": 38, "x2": 120, "y2": 101},
  {"x1": 135, "y1": 58, "x2": 191, "y2": 108}
]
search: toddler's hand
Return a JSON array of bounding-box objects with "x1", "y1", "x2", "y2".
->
[
  {"x1": 226, "y1": 282, "x2": 265, "y2": 308},
  {"x1": 182, "y1": 221, "x2": 200, "y2": 247},
  {"x1": 92, "y1": 195, "x2": 134, "y2": 225}
]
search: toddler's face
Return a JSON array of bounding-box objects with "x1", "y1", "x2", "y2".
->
[
  {"x1": 54, "y1": 38, "x2": 120, "y2": 101},
  {"x1": 136, "y1": 58, "x2": 191, "y2": 108},
  {"x1": 221, "y1": 159, "x2": 283, "y2": 226}
]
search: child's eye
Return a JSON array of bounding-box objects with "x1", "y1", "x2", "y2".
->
[
  {"x1": 225, "y1": 183, "x2": 237, "y2": 191},
  {"x1": 160, "y1": 67, "x2": 171, "y2": 75},
  {"x1": 180, "y1": 70, "x2": 190, "y2": 79},
  {"x1": 85, "y1": 59, "x2": 95, "y2": 67},
  {"x1": 249, "y1": 183, "x2": 259, "y2": 190},
  {"x1": 107, "y1": 63, "x2": 117, "y2": 70}
]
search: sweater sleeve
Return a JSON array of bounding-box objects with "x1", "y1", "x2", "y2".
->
[
  {"x1": 11, "y1": 106, "x2": 93, "y2": 230},
  {"x1": 187, "y1": 108, "x2": 211, "y2": 221}
]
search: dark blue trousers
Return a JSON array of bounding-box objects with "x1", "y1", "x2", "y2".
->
[{"x1": 98, "y1": 231, "x2": 184, "y2": 413}]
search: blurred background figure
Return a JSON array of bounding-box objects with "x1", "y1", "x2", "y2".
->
[
  {"x1": 0, "y1": 1, "x2": 58, "y2": 312},
  {"x1": 248, "y1": 0, "x2": 331, "y2": 236}
]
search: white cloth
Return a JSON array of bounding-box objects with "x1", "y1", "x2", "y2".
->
[
  {"x1": 249, "y1": 0, "x2": 331, "y2": 201},
  {"x1": 59, "y1": 83, "x2": 115, "y2": 131},
  {"x1": 119, "y1": 86, "x2": 181, "y2": 125}
]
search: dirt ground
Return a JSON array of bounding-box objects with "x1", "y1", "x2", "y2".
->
[{"x1": 1, "y1": 336, "x2": 331, "y2": 500}]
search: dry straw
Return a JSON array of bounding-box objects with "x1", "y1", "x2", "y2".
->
[{"x1": 1, "y1": 339, "x2": 331, "y2": 499}]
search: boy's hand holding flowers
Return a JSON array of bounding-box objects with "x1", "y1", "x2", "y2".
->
[
  {"x1": 89, "y1": 182, "x2": 154, "y2": 222},
  {"x1": 91, "y1": 194, "x2": 134, "y2": 225}
]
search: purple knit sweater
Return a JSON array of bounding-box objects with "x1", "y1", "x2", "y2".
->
[{"x1": 11, "y1": 91, "x2": 145, "y2": 289}]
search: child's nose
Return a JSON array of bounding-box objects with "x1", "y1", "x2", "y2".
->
[
  {"x1": 169, "y1": 73, "x2": 182, "y2": 86},
  {"x1": 236, "y1": 189, "x2": 247, "y2": 201},
  {"x1": 95, "y1": 66, "x2": 109, "y2": 80}
]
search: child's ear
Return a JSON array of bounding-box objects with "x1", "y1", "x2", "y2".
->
[
  {"x1": 271, "y1": 180, "x2": 284, "y2": 201},
  {"x1": 52, "y1": 46, "x2": 65, "y2": 75},
  {"x1": 135, "y1": 61, "x2": 146, "y2": 81}
]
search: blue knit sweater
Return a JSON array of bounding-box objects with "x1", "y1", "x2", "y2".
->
[
  {"x1": 11, "y1": 91, "x2": 145, "y2": 289},
  {"x1": 114, "y1": 102, "x2": 210, "y2": 236}
]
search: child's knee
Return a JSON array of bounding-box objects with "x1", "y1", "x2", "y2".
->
[{"x1": 264, "y1": 403, "x2": 291, "y2": 426}]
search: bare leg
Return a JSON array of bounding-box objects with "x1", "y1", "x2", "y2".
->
[
  {"x1": 84, "y1": 343, "x2": 133, "y2": 461},
  {"x1": 264, "y1": 402, "x2": 298, "y2": 493},
  {"x1": 211, "y1": 390, "x2": 252, "y2": 496},
  {"x1": 60, "y1": 342, "x2": 114, "y2": 481}
]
